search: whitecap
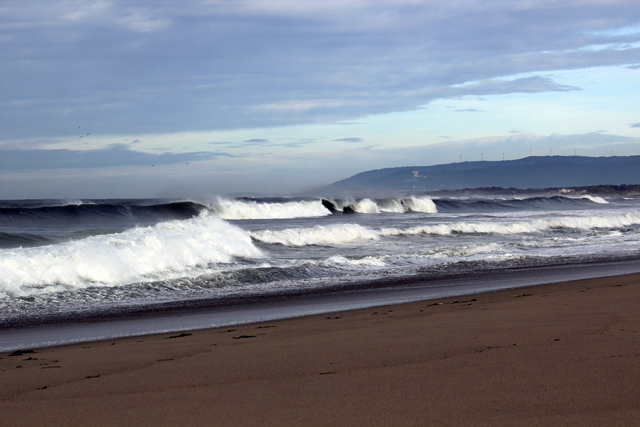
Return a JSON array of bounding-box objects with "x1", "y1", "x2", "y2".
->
[
  {"x1": 250, "y1": 224, "x2": 380, "y2": 246},
  {"x1": 210, "y1": 198, "x2": 331, "y2": 220},
  {"x1": 0, "y1": 213, "x2": 263, "y2": 297}
]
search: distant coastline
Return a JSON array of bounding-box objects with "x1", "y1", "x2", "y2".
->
[
  {"x1": 322, "y1": 155, "x2": 640, "y2": 195},
  {"x1": 423, "y1": 184, "x2": 640, "y2": 198}
]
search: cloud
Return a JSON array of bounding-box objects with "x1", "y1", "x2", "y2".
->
[
  {"x1": 116, "y1": 9, "x2": 172, "y2": 33},
  {"x1": 281, "y1": 140, "x2": 318, "y2": 148},
  {"x1": 1, "y1": 1, "x2": 638, "y2": 141},
  {"x1": 630, "y1": 123, "x2": 640, "y2": 128},
  {"x1": 414, "y1": 132, "x2": 640, "y2": 161},
  {"x1": 449, "y1": 76, "x2": 578, "y2": 97},
  {"x1": 0, "y1": 145, "x2": 227, "y2": 170},
  {"x1": 333, "y1": 138, "x2": 364, "y2": 143},
  {"x1": 233, "y1": 138, "x2": 318, "y2": 149},
  {"x1": 455, "y1": 109, "x2": 483, "y2": 113},
  {"x1": 256, "y1": 100, "x2": 349, "y2": 111}
]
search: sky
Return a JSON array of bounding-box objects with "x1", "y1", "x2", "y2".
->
[{"x1": 1, "y1": 0, "x2": 639, "y2": 199}]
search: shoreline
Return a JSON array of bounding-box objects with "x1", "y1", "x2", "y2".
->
[
  {"x1": 1, "y1": 272, "x2": 639, "y2": 425},
  {"x1": 3, "y1": 255, "x2": 640, "y2": 352}
]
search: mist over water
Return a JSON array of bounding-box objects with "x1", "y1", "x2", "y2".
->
[{"x1": 1, "y1": 193, "x2": 639, "y2": 327}]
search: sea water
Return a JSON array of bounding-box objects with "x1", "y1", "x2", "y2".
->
[{"x1": 1, "y1": 193, "x2": 640, "y2": 332}]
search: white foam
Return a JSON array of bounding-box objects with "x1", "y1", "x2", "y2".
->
[
  {"x1": 580, "y1": 195, "x2": 609, "y2": 204},
  {"x1": 320, "y1": 197, "x2": 435, "y2": 214},
  {"x1": 248, "y1": 211, "x2": 640, "y2": 248},
  {"x1": 325, "y1": 255, "x2": 387, "y2": 267},
  {"x1": 435, "y1": 243, "x2": 501, "y2": 258},
  {"x1": 380, "y1": 211, "x2": 640, "y2": 236},
  {"x1": 348, "y1": 199, "x2": 381, "y2": 214},
  {"x1": 250, "y1": 224, "x2": 380, "y2": 246},
  {"x1": 211, "y1": 198, "x2": 331, "y2": 220},
  {"x1": 0, "y1": 213, "x2": 263, "y2": 297},
  {"x1": 62, "y1": 200, "x2": 85, "y2": 206},
  {"x1": 376, "y1": 199, "x2": 405, "y2": 213},
  {"x1": 403, "y1": 196, "x2": 438, "y2": 213}
]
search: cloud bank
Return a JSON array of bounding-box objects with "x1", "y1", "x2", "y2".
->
[
  {"x1": 1, "y1": 1, "x2": 639, "y2": 198},
  {"x1": 0, "y1": 145, "x2": 225, "y2": 170},
  {"x1": 333, "y1": 138, "x2": 364, "y2": 143},
  {"x1": 2, "y1": 1, "x2": 639, "y2": 141}
]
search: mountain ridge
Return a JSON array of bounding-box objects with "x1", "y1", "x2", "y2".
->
[{"x1": 323, "y1": 156, "x2": 640, "y2": 195}]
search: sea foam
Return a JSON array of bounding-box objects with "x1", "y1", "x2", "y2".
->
[
  {"x1": 347, "y1": 199, "x2": 381, "y2": 214},
  {"x1": 326, "y1": 197, "x2": 437, "y2": 214},
  {"x1": 250, "y1": 211, "x2": 640, "y2": 247},
  {"x1": 380, "y1": 211, "x2": 640, "y2": 236},
  {"x1": 403, "y1": 196, "x2": 438, "y2": 213},
  {"x1": 580, "y1": 195, "x2": 609, "y2": 204},
  {"x1": 250, "y1": 224, "x2": 380, "y2": 246},
  {"x1": 0, "y1": 213, "x2": 263, "y2": 296},
  {"x1": 375, "y1": 199, "x2": 405, "y2": 213},
  {"x1": 210, "y1": 198, "x2": 331, "y2": 220}
]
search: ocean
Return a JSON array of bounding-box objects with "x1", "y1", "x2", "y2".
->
[{"x1": 2, "y1": 193, "x2": 640, "y2": 349}]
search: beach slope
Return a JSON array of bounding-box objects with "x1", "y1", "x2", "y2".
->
[{"x1": 1, "y1": 274, "x2": 639, "y2": 426}]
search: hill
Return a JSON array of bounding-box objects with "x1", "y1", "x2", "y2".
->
[{"x1": 323, "y1": 156, "x2": 640, "y2": 195}]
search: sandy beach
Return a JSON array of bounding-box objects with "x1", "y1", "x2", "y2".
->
[{"x1": 1, "y1": 273, "x2": 639, "y2": 426}]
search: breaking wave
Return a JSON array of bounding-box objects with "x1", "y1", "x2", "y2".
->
[
  {"x1": 322, "y1": 197, "x2": 438, "y2": 214},
  {"x1": 0, "y1": 194, "x2": 609, "y2": 228},
  {"x1": 403, "y1": 197, "x2": 438, "y2": 213},
  {"x1": 250, "y1": 224, "x2": 379, "y2": 246},
  {"x1": 383, "y1": 211, "x2": 640, "y2": 237},
  {"x1": 0, "y1": 213, "x2": 263, "y2": 297},
  {"x1": 209, "y1": 198, "x2": 332, "y2": 220},
  {"x1": 579, "y1": 195, "x2": 609, "y2": 204},
  {"x1": 250, "y1": 211, "x2": 640, "y2": 246}
]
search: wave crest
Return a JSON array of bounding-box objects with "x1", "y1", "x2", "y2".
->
[
  {"x1": 250, "y1": 224, "x2": 380, "y2": 246},
  {"x1": 251, "y1": 211, "x2": 640, "y2": 247},
  {"x1": 0, "y1": 213, "x2": 263, "y2": 296},
  {"x1": 403, "y1": 197, "x2": 438, "y2": 213},
  {"x1": 580, "y1": 195, "x2": 609, "y2": 204},
  {"x1": 210, "y1": 198, "x2": 331, "y2": 220}
]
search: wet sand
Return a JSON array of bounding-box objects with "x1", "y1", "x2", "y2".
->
[{"x1": 1, "y1": 273, "x2": 639, "y2": 426}]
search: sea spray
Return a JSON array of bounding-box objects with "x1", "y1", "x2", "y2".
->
[
  {"x1": 346, "y1": 199, "x2": 381, "y2": 214},
  {"x1": 376, "y1": 198, "x2": 405, "y2": 213},
  {"x1": 210, "y1": 198, "x2": 331, "y2": 220},
  {"x1": 0, "y1": 213, "x2": 263, "y2": 296},
  {"x1": 403, "y1": 196, "x2": 438, "y2": 213}
]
